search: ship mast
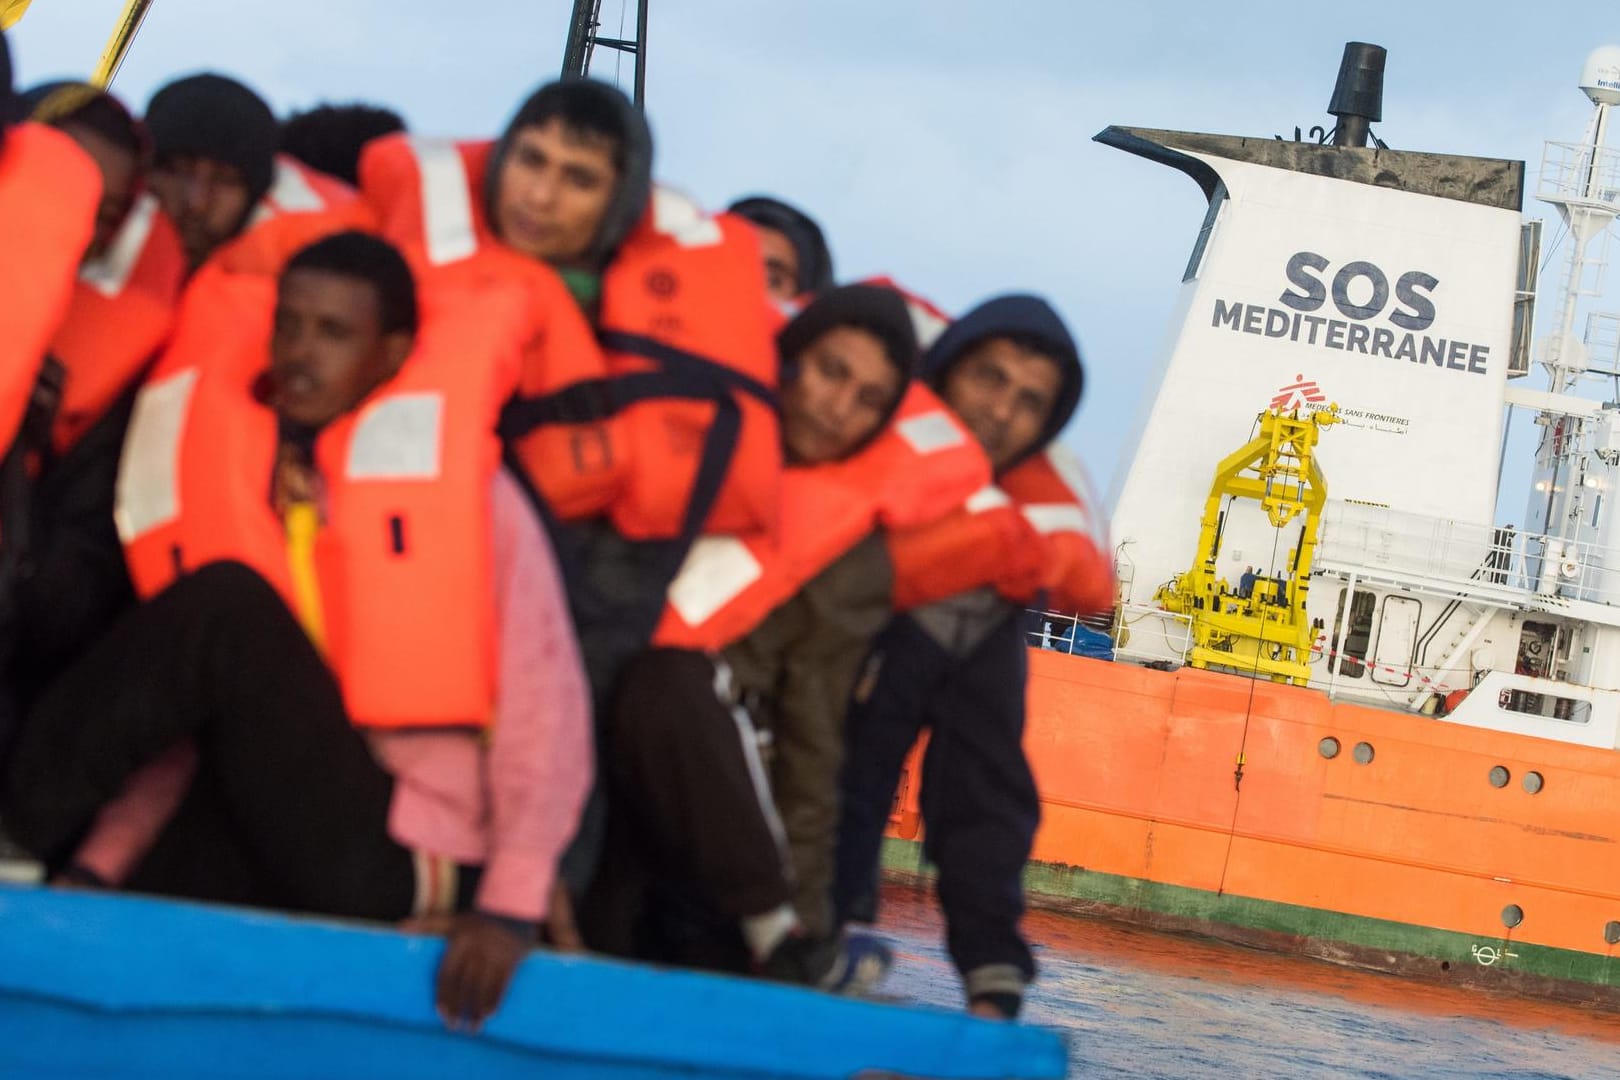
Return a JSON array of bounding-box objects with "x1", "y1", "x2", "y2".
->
[
  {"x1": 561, "y1": 0, "x2": 650, "y2": 109},
  {"x1": 1523, "y1": 48, "x2": 1620, "y2": 562}
]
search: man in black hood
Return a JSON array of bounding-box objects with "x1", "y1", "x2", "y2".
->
[
  {"x1": 484, "y1": 78, "x2": 651, "y2": 312},
  {"x1": 729, "y1": 195, "x2": 834, "y2": 304},
  {"x1": 144, "y1": 73, "x2": 279, "y2": 272},
  {"x1": 834, "y1": 293, "x2": 1084, "y2": 1020}
]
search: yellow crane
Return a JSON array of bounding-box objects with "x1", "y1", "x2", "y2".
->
[{"x1": 1155, "y1": 404, "x2": 1340, "y2": 685}]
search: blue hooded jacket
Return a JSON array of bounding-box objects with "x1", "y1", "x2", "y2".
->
[{"x1": 921, "y1": 294, "x2": 1084, "y2": 473}]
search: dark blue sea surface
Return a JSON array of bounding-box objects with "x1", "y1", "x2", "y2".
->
[{"x1": 878, "y1": 886, "x2": 1620, "y2": 1079}]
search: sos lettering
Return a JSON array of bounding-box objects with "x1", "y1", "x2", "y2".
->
[{"x1": 1278, "y1": 251, "x2": 1437, "y2": 331}]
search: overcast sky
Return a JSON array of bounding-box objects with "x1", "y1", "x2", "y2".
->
[{"x1": 10, "y1": 1, "x2": 1617, "y2": 524}]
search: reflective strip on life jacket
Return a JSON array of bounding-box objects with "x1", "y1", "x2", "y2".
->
[
  {"x1": 665, "y1": 535, "x2": 765, "y2": 629},
  {"x1": 115, "y1": 366, "x2": 198, "y2": 543},
  {"x1": 412, "y1": 139, "x2": 481, "y2": 266},
  {"x1": 80, "y1": 192, "x2": 159, "y2": 297},
  {"x1": 345, "y1": 393, "x2": 444, "y2": 479}
]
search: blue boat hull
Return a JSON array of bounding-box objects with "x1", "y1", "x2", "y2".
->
[{"x1": 0, "y1": 886, "x2": 1067, "y2": 1079}]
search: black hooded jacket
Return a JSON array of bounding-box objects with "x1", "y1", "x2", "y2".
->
[
  {"x1": 483, "y1": 78, "x2": 653, "y2": 275},
  {"x1": 921, "y1": 294, "x2": 1084, "y2": 474},
  {"x1": 728, "y1": 195, "x2": 835, "y2": 296}
]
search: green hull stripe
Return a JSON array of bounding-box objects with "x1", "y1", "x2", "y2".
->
[{"x1": 880, "y1": 838, "x2": 1620, "y2": 989}]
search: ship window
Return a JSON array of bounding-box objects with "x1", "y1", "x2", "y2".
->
[
  {"x1": 1331, "y1": 588, "x2": 1377, "y2": 678},
  {"x1": 1495, "y1": 689, "x2": 1592, "y2": 725}
]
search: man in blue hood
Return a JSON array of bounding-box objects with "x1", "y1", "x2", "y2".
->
[{"x1": 834, "y1": 294, "x2": 1084, "y2": 1020}]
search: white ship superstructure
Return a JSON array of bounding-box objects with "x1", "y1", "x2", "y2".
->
[{"x1": 1104, "y1": 46, "x2": 1620, "y2": 752}]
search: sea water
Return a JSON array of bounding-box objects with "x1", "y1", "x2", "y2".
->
[{"x1": 879, "y1": 886, "x2": 1620, "y2": 1079}]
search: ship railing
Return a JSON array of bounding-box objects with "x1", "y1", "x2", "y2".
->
[
  {"x1": 1585, "y1": 310, "x2": 1620, "y2": 379},
  {"x1": 1316, "y1": 501, "x2": 1620, "y2": 608},
  {"x1": 1024, "y1": 604, "x2": 1193, "y2": 664},
  {"x1": 1538, "y1": 140, "x2": 1620, "y2": 209}
]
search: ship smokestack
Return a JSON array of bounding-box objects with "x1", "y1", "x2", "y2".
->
[{"x1": 1328, "y1": 42, "x2": 1386, "y2": 148}]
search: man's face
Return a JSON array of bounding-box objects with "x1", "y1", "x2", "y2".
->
[
  {"x1": 491, "y1": 118, "x2": 618, "y2": 268},
  {"x1": 756, "y1": 226, "x2": 800, "y2": 302},
  {"x1": 781, "y1": 325, "x2": 902, "y2": 466},
  {"x1": 148, "y1": 153, "x2": 253, "y2": 270},
  {"x1": 62, "y1": 123, "x2": 139, "y2": 263},
  {"x1": 940, "y1": 337, "x2": 1063, "y2": 471},
  {"x1": 270, "y1": 268, "x2": 412, "y2": 430}
]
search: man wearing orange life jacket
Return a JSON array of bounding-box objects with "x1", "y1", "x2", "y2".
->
[
  {"x1": 359, "y1": 80, "x2": 778, "y2": 699},
  {"x1": 3, "y1": 234, "x2": 591, "y2": 1032},
  {"x1": 596, "y1": 284, "x2": 963, "y2": 987},
  {"x1": 3, "y1": 83, "x2": 186, "y2": 713},
  {"x1": 144, "y1": 73, "x2": 367, "y2": 277},
  {"x1": 0, "y1": 32, "x2": 104, "y2": 793},
  {"x1": 358, "y1": 81, "x2": 779, "y2": 915},
  {"x1": 834, "y1": 294, "x2": 1113, "y2": 1021}
]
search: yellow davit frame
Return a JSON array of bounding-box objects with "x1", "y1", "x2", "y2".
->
[{"x1": 1155, "y1": 404, "x2": 1340, "y2": 685}]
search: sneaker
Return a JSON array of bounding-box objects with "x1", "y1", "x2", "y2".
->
[
  {"x1": 760, "y1": 929, "x2": 894, "y2": 997},
  {"x1": 820, "y1": 931, "x2": 894, "y2": 997}
]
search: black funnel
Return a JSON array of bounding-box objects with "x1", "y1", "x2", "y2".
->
[{"x1": 1327, "y1": 42, "x2": 1386, "y2": 148}]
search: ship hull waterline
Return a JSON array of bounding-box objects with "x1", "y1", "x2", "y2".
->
[{"x1": 884, "y1": 649, "x2": 1620, "y2": 1006}]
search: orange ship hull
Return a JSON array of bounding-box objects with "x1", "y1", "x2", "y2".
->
[{"x1": 886, "y1": 649, "x2": 1620, "y2": 1002}]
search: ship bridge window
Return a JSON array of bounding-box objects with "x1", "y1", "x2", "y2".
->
[
  {"x1": 1330, "y1": 588, "x2": 1377, "y2": 678},
  {"x1": 1496, "y1": 688, "x2": 1592, "y2": 725}
]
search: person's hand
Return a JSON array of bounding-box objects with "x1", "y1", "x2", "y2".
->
[
  {"x1": 435, "y1": 912, "x2": 533, "y2": 1032},
  {"x1": 543, "y1": 879, "x2": 584, "y2": 952}
]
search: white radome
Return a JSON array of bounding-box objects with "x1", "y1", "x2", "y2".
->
[{"x1": 1579, "y1": 45, "x2": 1620, "y2": 106}]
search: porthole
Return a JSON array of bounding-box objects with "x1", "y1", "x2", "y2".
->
[
  {"x1": 1352, "y1": 741, "x2": 1375, "y2": 765},
  {"x1": 1319, "y1": 737, "x2": 1341, "y2": 760},
  {"x1": 1523, "y1": 771, "x2": 1544, "y2": 795},
  {"x1": 1502, "y1": 904, "x2": 1524, "y2": 929},
  {"x1": 1488, "y1": 766, "x2": 1511, "y2": 789}
]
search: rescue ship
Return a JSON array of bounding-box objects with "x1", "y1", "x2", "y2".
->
[{"x1": 887, "y1": 41, "x2": 1620, "y2": 1005}]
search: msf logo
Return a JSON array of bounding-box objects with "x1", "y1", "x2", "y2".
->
[{"x1": 1271, "y1": 374, "x2": 1326, "y2": 412}]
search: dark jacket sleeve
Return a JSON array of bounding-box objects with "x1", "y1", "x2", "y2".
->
[
  {"x1": 723, "y1": 533, "x2": 894, "y2": 937},
  {"x1": 9, "y1": 389, "x2": 138, "y2": 701}
]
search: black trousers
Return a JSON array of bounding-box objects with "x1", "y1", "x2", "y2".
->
[
  {"x1": 580, "y1": 648, "x2": 790, "y2": 963},
  {"x1": 1, "y1": 561, "x2": 416, "y2": 920},
  {"x1": 834, "y1": 611, "x2": 1039, "y2": 983}
]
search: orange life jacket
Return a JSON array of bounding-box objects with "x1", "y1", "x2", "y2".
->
[
  {"x1": 214, "y1": 155, "x2": 376, "y2": 277},
  {"x1": 48, "y1": 194, "x2": 187, "y2": 453},
  {"x1": 116, "y1": 267, "x2": 517, "y2": 729},
  {"x1": 357, "y1": 134, "x2": 780, "y2": 541},
  {"x1": 0, "y1": 123, "x2": 101, "y2": 456},
  {"x1": 654, "y1": 382, "x2": 989, "y2": 650},
  {"x1": 889, "y1": 445, "x2": 1114, "y2": 616}
]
